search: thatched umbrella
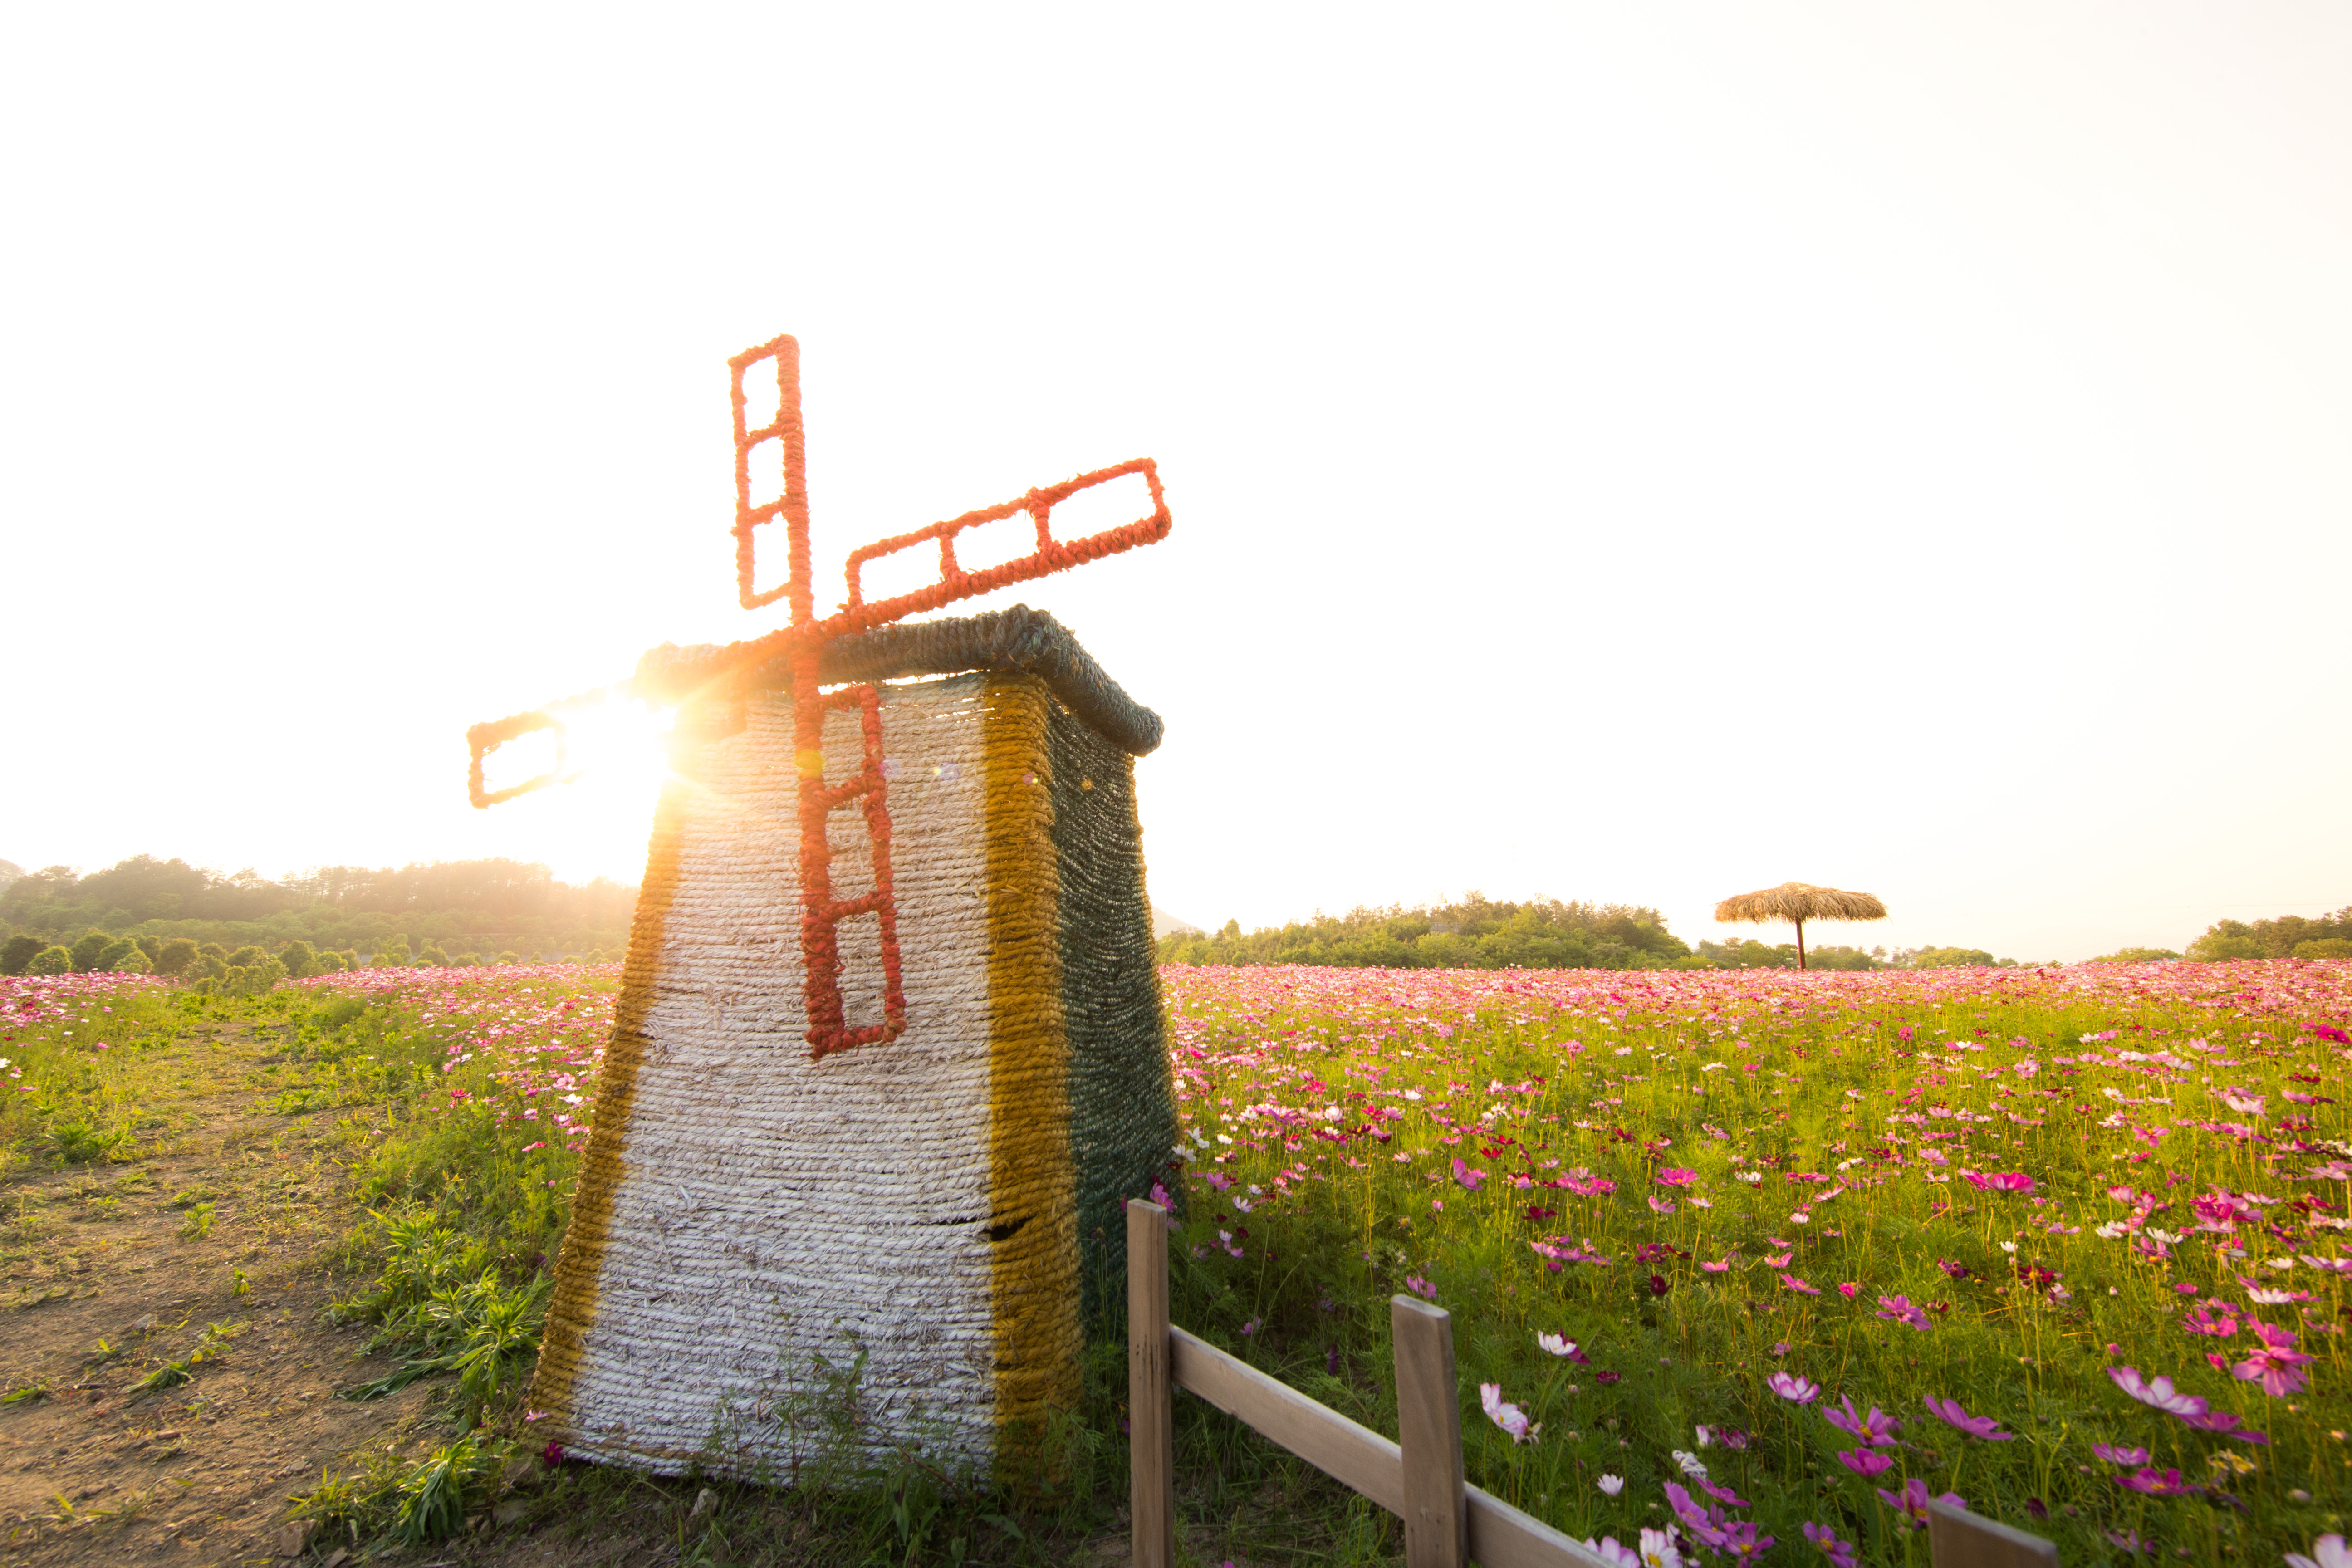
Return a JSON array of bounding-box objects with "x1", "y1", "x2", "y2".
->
[{"x1": 1715, "y1": 882, "x2": 1888, "y2": 970}]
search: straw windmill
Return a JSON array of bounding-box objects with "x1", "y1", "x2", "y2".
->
[
  {"x1": 1714, "y1": 882, "x2": 1887, "y2": 970},
  {"x1": 464, "y1": 334, "x2": 1183, "y2": 1479}
]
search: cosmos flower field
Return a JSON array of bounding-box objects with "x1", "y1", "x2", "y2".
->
[
  {"x1": 16, "y1": 958, "x2": 2351, "y2": 1563},
  {"x1": 1159, "y1": 960, "x2": 2352, "y2": 1566}
]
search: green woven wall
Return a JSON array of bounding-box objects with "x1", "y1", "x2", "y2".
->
[{"x1": 1046, "y1": 698, "x2": 1181, "y2": 1312}]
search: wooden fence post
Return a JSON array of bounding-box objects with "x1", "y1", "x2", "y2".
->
[
  {"x1": 1127, "y1": 1200, "x2": 1174, "y2": 1568},
  {"x1": 1927, "y1": 1501, "x2": 2059, "y2": 1568},
  {"x1": 1390, "y1": 1296, "x2": 1467, "y2": 1568}
]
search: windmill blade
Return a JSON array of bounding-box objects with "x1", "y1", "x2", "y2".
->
[
  {"x1": 835, "y1": 456, "x2": 1171, "y2": 634},
  {"x1": 465, "y1": 683, "x2": 623, "y2": 807},
  {"x1": 730, "y1": 333, "x2": 811, "y2": 618}
]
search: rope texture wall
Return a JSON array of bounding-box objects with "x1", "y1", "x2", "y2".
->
[{"x1": 528, "y1": 666, "x2": 1173, "y2": 1480}]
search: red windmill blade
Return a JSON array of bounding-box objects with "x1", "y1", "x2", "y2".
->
[{"x1": 466, "y1": 333, "x2": 1173, "y2": 1059}]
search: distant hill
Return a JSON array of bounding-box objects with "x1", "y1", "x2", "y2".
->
[
  {"x1": 1152, "y1": 905, "x2": 1202, "y2": 940},
  {"x1": 0, "y1": 860, "x2": 21, "y2": 892}
]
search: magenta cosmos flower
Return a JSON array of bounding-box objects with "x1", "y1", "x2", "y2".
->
[
  {"x1": 1875, "y1": 1478, "x2": 1965, "y2": 1523},
  {"x1": 1874, "y1": 1294, "x2": 1931, "y2": 1330},
  {"x1": 2233, "y1": 1321, "x2": 2314, "y2": 1396},
  {"x1": 1767, "y1": 1372, "x2": 1820, "y2": 1404},
  {"x1": 1655, "y1": 1167, "x2": 1697, "y2": 1186},
  {"x1": 1922, "y1": 1396, "x2": 2015, "y2": 1441},
  {"x1": 1803, "y1": 1521, "x2": 1860, "y2": 1568},
  {"x1": 1823, "y1": 1396, "x2": 1900, "y2": 1446}
]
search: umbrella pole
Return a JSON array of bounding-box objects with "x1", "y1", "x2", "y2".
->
[{"x1": 1795, "y1": 919, "x2": 1807, "y2": 970}]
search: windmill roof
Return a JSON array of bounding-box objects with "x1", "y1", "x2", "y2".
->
[{"x1": 635, "y1": 605, "x2": 1164, "y2": 756}]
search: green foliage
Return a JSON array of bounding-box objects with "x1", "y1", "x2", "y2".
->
[
  {"x1": 114, "y1": 944, "x2": 152, "y2": 974},
  {"x1": 334, "y1": 1210, "x2": 552, "y2": 1419},
  {"x1": 223, "y1": 944, "x2": 268, "y2": 969},
  {"x1": 495, "y1": 950, "x2": 521, "y2": 965},
  {"x1": 2298, "y1": 939, "x2": 2352, "y2": 959},
  {"x1": 1906, "y1": 945, "x2": 1999, "y2": 969},
  {"x1": 68, "y1": 931, "x2": 112, "y2": 973},
  {"x1": 313, "y1": 948, "x2": 348, "y2": 973},
  {"x1": 378, "y1": 939, "x2": 413, "y2": 968},
  {"x1": 1159, "y1": 894, "x2": 1691, "y2": 971},
  {"x1": 151, "y1": 937, "x2": 197, "y2": 976},
  {"x1": 49, "y1": 1119, "x2": 125, "y2": 1164},
  {"x1": 418, "y1": 944, "x2": 450, "y2": 968},
  {"x1": 2189, "y1": 906, "x2": 2352, "y2": 962},
  {"x1": 96, "y1": 937, "x2": 137, "y2": 970},
  {"x1": 0, "y1": 935, "x2": 38, "y2": 975},
  {"x1": 2090, "y1": 946, "x2": 2183, "y2": 964},
  {"x1": 25, "y1": 945, "x2": 71, "y2": 976},
  {"x1": 278, "y1": 938, "x2": 318, "y2": 978}
]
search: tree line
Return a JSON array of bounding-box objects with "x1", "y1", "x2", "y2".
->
[
  {"x1": 1151, "y1": 896, "x2": 2051, "y2": 972},
  {"x1": 0, "y1": 854, "x2": 634, "y2": 960}
]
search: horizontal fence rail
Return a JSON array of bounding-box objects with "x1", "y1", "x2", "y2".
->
[{"x1": 1126, "y1": 1200, "x2": 2056, "y2": 1568}]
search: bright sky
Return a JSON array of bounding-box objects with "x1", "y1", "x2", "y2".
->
[{"x1": 7, "y1": 6, "x2": 2348, "y2": 962}]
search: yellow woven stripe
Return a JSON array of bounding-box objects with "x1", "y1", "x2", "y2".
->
[
  {"x1": 529, "y1": 771, "x2": 689, "y2": 1431},
  {"x1": 983, "y1": 673, "x2": 1081, "y2": 1454}
]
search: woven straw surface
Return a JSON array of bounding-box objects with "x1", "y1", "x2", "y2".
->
[
  {"x1": 1046, "y1": 699, "x2": 1181, "y2": 1305},
  {"x1": 529, "y1": 668, "x2": 1170, "y2": 1479}
]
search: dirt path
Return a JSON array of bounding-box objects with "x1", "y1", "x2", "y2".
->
[{"x1": 0, "y1": 1013, "x2": 440, "y2": 1566}]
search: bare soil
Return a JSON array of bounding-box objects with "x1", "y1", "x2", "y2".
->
[{"x1": 0, "y1": 1014, "x2": 445, "y2": 1566}]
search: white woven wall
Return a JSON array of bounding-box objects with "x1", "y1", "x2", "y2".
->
[{"x1": 560, "y1": 674, "x2": 1005, "y2": 1476}]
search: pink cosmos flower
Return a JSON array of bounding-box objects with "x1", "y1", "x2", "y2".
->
[
  {"x1": 1767, "y1": 1372, "x2": 1820, "y2": 1404},
  {"x1": 1922, "y1": 1396, "x2": 2014, "y2": 1441},
  {"x1": 1835, "y1": 1447, "x2": 1894, "y2": 1478},
  {"x1": 2113, "y1": 1467, "x2": 2200, "y2": 1497},
  {"x1": 2181, "y1": 1303, "x2": 2238, "y2": 1337},
  {"x1": 2107, "y1": 1366, "x2": 2207, "y2": 1417},
  {"x1": 1649, "y1": 1195, "x2": 1678, "y2": 1215},
  {"x1": 1537, "y1": 1332, "x2": 1590, "y2": 1363},
  {"x1": 1700, "y1": 1258, "x2": 1732, "y2": 1274},
  {"x1": 1875, "y1": 1294, "x2": 1931, "y2": 1331},
  {"x1": 2092, "y1": 1443, "x2": 2150, "y2": 1465},
  {"x1": 1958, "y1": 1170, "x2": 2035, "y2": 1194},
  {"x1": 1655, "y1": 1167, "x2": 1697, "y2": 1186},
  {"x1": 2285, "y1": 1535, "x2": 2352, "y2": 1568},
  {"x1": 1823, "y1": 1396, "x2": 1900, "y2": 1446},
  {"x1": 1696, "y1": 1475, "x2": 1749, "y2": 1508},
  {"x1": 1663, "y1": 1483, "x2": 1729, "y2": 1550},
  {"x1": 1451, "y1": 1158, "x2": 1486, "y2": 1191},
  {"x1": 1803, "y1": 1521, "x2": 1860, "y2": 1568},
  {"x1": 1837, "y1": 1282, "x2": 1861, "y2": 1299},
  {"x1": 1575, "y1": 1537, "x2": 1643, "y2": 1568},
  {"x1": 1760, "y1": 1251, "x2": 1793, "y2": 1268},
  {"x1": 2233, "y1": 1320, "x2": 2314, "y2": 1396},
  {"x1": 1875, "y1": 1478, "x2": 1965, "y2": 1524},
  {"x1": 1780, "y1": 1273, "x2": 1820, "y2": 1296},
  {"x1": 1480, "y1": 1382, "x2": 1538, "y2": 1443},
  {"x1": 1404, "y1": 1274, "x2": 1437, "y2": 1300}
]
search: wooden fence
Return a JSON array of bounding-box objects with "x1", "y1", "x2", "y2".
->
[{"x1": 1124, "y1": 1200, "x2": 2057, "y2": 1568}]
